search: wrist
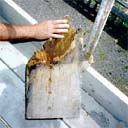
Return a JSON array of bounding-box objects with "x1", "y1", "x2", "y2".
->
[
  {"x1": 27, "y1": 25, "x2": 36, "y2": 39},
  {"x1": 31, "y1": 22, "x2": 49, "y2": 40},
  {"x1": 14, "y1": 25, "x2": 36, "y2": 40}
]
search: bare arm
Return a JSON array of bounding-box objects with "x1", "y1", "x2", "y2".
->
[{"x1": 0, "y1": 19, "x2": 69, "y2": 41}]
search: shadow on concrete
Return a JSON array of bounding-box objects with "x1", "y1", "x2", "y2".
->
[{"x1": 64, "y1": 0, "x2": 97, "y2": 22}]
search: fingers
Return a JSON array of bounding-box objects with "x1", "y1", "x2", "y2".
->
[
  {"x1": 53, "y1": 19, "x2": 68, "y2": 24},
  {"x1": 52, "y1": 28, "x2": 68, "y2": 39},
  {"x1": 44, "y1": 19, "x2": 70, "y2": 39},
  {"x1": 52, "y1": 19, "x2": 69, "y2": 37},
  {"x1": 55, "y1": 24, "x2": 69, "y2": 29},
  {"x1": 53, "y1": 19, "x2": 69, "y2": 29},
  {"x1": 53, "y1": 28, "x2": 68, "y2": 33},
  {"x1": 51, "y1": 34, "x2": 64, "y2": 38}
]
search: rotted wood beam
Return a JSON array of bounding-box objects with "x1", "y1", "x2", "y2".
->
[{"x1": 85, "y1": 0, "x2": 115, "y2": 60}]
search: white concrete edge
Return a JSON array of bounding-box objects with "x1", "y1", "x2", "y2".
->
[
  {"x1": 0, "y1": 0, "x2": 37, "y2": 25},
  {"x1": 0, "y1": 0, "x2": 128, "y2": 125},
  {"x1": 82, "y1": 66, "x2": 128, "y2": 125},
  {"x1": 87, "y1": 67, "x2": 128, "y2": 105}
]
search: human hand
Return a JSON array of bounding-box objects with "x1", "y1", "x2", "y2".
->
[{"x1": 32, "y1": 19, "x2": 69, "y2": 40}]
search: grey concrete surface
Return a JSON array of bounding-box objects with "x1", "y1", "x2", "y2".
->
[
  {"x1": 0, "y1": 6, "x2": 128, "y2": 127},
  {"x1": 13, "y1": 0, "x2": 128, "y2": 96}
]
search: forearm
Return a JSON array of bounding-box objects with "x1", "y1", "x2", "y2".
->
[
  {"x1": 0, "y1": 23, "x2": 34, "y2": 41},
  {"x1": 0, "y1": 19, "x2": 69, "y2": 41}
]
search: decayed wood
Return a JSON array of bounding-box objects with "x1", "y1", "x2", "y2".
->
[
  {"x1": 25, "y1": 29, "x2": 83, "y2": 119},
  {"x1": 85, "y1": 0, "x2": 115, "y2": 60},
  {"x1": 25, "y1": 16, "x2": 84, "y2": 119},
  {"x1": 26, "y1": 63, "x2": 81, "y2": 119}
]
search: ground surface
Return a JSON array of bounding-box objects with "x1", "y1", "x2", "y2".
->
[
  {"x1": 13, "y1": 0, "x2": 128, "y2": 96},
  {"x1": 0, "y1": 16, "x2": 126, "y2": 128},
  {"x1": 0, "y1": 1, "x2": 128, "y2": 127}
]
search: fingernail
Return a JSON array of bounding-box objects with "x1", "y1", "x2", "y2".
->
[
  {"x1": 64, "y1": 19, "x2": 68, "y2": 23},
  {"x1": 67, "y1": 24, "x2": 70, "y2": 28},
  {"x1": 65, "y1": 29, "x2": 68, "y2": 32}
]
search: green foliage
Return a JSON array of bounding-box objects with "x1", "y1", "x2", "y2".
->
[
  {"x1": 83, "y1": 44, "x2": 86, "y2": 48},
  {"x1": 122, "y1": 22, "x2": 128, "y2": 28},
  {"x1": 98, "y1": 51, "x2": 106, "y2": 60}
]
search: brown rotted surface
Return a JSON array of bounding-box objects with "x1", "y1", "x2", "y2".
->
[{"x1": 27, "y1": 16, "x2": 75, "y2": 75}]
